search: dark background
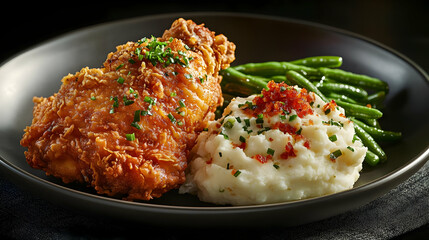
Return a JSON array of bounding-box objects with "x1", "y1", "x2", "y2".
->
[{"x1": 1, "y1": 0, "x2": 428, "y2": 239}]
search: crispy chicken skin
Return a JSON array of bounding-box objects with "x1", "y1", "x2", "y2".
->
[{"x1": 20, "y1": 18, "x2": 236, "y2": 200}]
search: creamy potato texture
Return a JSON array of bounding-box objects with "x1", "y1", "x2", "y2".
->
[{"x1": 179, "y1": 82, "x2": 366, "y2": 205}]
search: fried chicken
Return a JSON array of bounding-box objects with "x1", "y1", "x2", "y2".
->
[{"x1": 20, "y1": 18, "x2": 236, "y2": 200}]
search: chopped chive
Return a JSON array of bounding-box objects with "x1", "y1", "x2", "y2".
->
[
  {"x1": 347, "y1": 146, "x2": 355, "y2": 152},
  {"x1": 128, "y1": 58, "x2": 136, "y2": 64},
  {"x1": 233, "y1": 170, "x2": 241, "y2": 177},
  {"x1": 219, "y1": 132, "x2": 229, "y2": 140},
  {"x1": 289, "y1": 114, "x2": 298, "y2": 122},
  {"x1": 296, "y1": 127, "x2": 302, "y2": 135},
  {"x1": 134, "y1": 110, "x2": 141, "y2": 122},
  {"x1": 235, "y1": 117, "x2": 242, "y2": 123},
  {"x1": 267, "y1": 148, "x2": 275, "y2": 156},
  {"x1": 244, "y1": 118, "x2": 251, "y2": 127},
  {"x1": 329, "y1": 135, "x2": 338, "y2": 142},
  {"x1": 226, "y1": 163, "x2": 230, "y2": 169},
  {"x1": 144, "y1": 96, "x2": 155, "y2": 105},
  {"x1": 324, "y1": 109, "x2": 331, "y2": 115},
  {"x1": 184, "y1": 73, "x2": 193, "y2": 79},
  {"x1": 273, "y1": 164, "x2": 280, "y2": 169},
  {"x1": 111, "y1": 96, "x2": 119, "y2": 108},
  {"x1": 239, "y1": 135, "x2": 246, "y2": 143},
  {"x1": 90, "y1": 96, "x2": 96, "y2": 101},
  {"x1": 179, "y1": 100, "x2": 186, "y2": 108},
  {"x1": 167, "y1": 113, "x2": 176, "y2": 123},
  {"x1": 117, "y1": 77, "x2": 125, "y2": 84},
  {"x1": 223, "y1": 118, "x2": 235, "y2": 129},
  {"x1": 130, "y1": 122, "x2": 141, "y2": 129},
  {"x1": 256, "y1": 114, "x2": 264, "y2": 124},
  {"x1": 126, "y1": 133, "x2": 135, "y2": 141},
  {"x1": 329, "y1": 149, "x2": 342, "y2": 160},
  {"x1": 219, "y1": 152, "x2": 223, "y2": 157},
  {"x1": 170, "y1": 92, "x2": 177, "y2": 97},
  {"x1": 123, "y1": 96, "x2": 134, "y2": 106},
  {"x1": 116, "y1": 63, "x2": 124, "y2": 70},
  {"x1": 203, "y1": 128, "x2": 209, "y2": 131}
]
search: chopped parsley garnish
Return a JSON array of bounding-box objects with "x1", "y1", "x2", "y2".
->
[{"x1": 289, "y1": 114, "x2": 298, "y2": 122}]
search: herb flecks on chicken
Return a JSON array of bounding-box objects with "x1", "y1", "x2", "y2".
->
[{"x1": 20, "y1": 18, "x2": 236, "y2": 201}]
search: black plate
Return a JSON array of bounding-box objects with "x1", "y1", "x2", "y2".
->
[{"x1": 1, "y1": 12, "x2": 428, "y2": 227}]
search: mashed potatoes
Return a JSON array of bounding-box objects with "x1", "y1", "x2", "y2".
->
[{"x1": 179, "y1": 82, "x2": 366, "y2": 205}]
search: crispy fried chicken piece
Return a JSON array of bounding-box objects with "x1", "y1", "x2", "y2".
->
[{"x1": 20, "y1": 18, "x2": 236, "y2": 200}]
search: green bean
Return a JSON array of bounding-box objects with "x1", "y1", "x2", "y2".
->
[
  {"x1": 233, "y1": 61, "x2": 319, "y2": 77},
  {"x1": 365, "y1": 150, "x2": 381, "y2": 166},
  {"x1": 220, "y1": 81, "x2": 259, "y2": 97},
  {"x1": 334, "y1": 99, "x2": 383, "y2": 119},
  {"x1": 317, "y1": 82, "x2": 368, "y2": 101},
  {"x1": 353, "y1": 123, "x2": 387, "y2": 161},
  {"x1": 359, "y1": 118, "x2": 381, "y2": 129},
  {"x1": 290, "y1": 56, "x2": 343, "y2": 68},
  {"x1": 286, "y1": 70, "x2": 328, "y2": 102},
  {"x1": 319, "y1": 67, "x2": 389, "y2": 92},
  {"x1": 367, "y1": 91, "x2": 386, "y2": 106},
  {"x1": 326, "y1": 92, "x2": 359, "y2": 104},
  {"x1": 351, "y1": 118, "x2": 402, "y2": 141},
  {"x1": 353, "y1": 135, "x2": 381, "y2": 166},
  {"x1": 220, "y1": 67, "x2": 268, "y2": 92}
]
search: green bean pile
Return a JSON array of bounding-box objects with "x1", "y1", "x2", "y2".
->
[{"x1": 219, "y1": 56, "x2": 401, "y2": 166}]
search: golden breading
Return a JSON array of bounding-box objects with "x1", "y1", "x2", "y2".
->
[{"x1": 20, "y1": 18, "x2": 236, "y2": 200}]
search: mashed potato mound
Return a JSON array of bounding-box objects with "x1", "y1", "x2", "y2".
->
[{"x1": 179, "y1": 81, "x2": 366, "y2": 205}]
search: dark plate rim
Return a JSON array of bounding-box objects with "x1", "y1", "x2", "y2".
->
[{"x1": 1, "y1": 11, "x2": 429, "y2": 213}]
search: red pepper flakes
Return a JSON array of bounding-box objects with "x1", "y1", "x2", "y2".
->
[
  {"x1": 280, "y1": 142, "x2": 296, "y2": 159},
  {"x1": 253, "y1": 154, "x2": 272, "y2": 164},
  {"x1": 245, "y1": 81, "x2": 314, "y2": 118}
]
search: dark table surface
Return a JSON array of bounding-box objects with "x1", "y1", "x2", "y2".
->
[{"x1": 1, "y1": 1, "x2": 428, "y2": 239}]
